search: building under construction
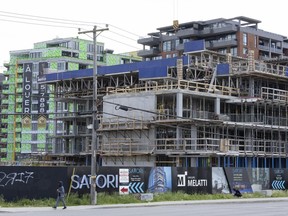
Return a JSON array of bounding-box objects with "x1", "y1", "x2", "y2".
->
[{"x1": 43, "y1": 40, "x2": 288, "y2": 168}]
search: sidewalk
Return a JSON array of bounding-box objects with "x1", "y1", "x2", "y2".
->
[{"x1": 1, "y1": 197, "x2": 288, "y2": 213}]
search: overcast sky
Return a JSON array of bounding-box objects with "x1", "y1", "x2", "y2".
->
[{"x1": 0, "y1": 0, "x2": 287, "y2": 72}]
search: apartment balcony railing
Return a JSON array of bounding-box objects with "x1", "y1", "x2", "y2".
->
[
  {"x1": 201, "y1": 25, "x2": 237, "y2": 36},
  {"x1": 137, "y1": 37, "x2": 160, "y2": 46},
  {"x1": 206, "y1": 39, "x2": 237, "y2": 49},
  {"x1": 137, "y1": 48, "x2": 160, "y2": 57}
]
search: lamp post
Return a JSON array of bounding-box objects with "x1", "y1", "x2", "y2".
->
[{"x1": 78, "y1": 25, "x2": 108, "y2": 205}]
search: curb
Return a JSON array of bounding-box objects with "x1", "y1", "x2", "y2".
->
[{"x1": 1, "y1": 197, "x2": 288, "y2": 212}]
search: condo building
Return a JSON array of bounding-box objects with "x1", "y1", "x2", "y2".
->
[
  {"x1": 1, "y1": 37, "x2": 141, "y2": 163},
  {"x1": 138, "y1": 16, "x2": 288, "y2": 61}
]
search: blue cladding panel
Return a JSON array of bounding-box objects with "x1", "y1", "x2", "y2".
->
[
  {"x1": 139, "y1": 66, "x2": 167, "y2": 78},
  {"x1": 286, "y1": 68, "x2": 288, "y2": 76},
  {"x1": 216, "y1": 64, "x2": 229, "y2": 75},
  {"x1": 44, "y1": 56, "x2": 189, "y2": 82},
  {"x1": 138, "y1": 58, "x2": 177, "y2": 79},
  {"x1": 184, "y1": 40, "x2": 205, "y2": 52}
]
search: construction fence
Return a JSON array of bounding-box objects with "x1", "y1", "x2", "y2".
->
[{"x1": 0, "y1": 166, "x2": 286, "y2": 201}]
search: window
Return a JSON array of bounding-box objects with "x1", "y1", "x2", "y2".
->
[
  {"x1": 32, "y1": 134, "x2": 38, "y2": 141},
  {"x1": 87, "y1": 54, "x2": 93, "y2": 60},
  {"x1": 231, "y1": 47, "x2": 237, "y2": 56},
  {"x1": 69, "y1": 41, "x2": 79, "y2": 50},
  {"x1": 62, "y1": 51, "x2": 71, "y2": 57},
  {"x1": 57, "y1": 62, "x2": 66, "y2": 71},
  {"x1": 72, "y1": 52, "x2": 79, "y2": 58},
  {"x1": 32, "y1": 83, "x2": 38, "y2": 91},
  {"x1": 87, "y1": 44, "x2": 94, "y2": 52},
  {"x1": 218, "y1": 48, "x2": 227, "y2": 54},
  {"x1": 32, "y1": 123, "x2": 37, "y2": 131},
  {"x1": 97, "y1": 45, "x2": 103, "y2": 54},
  {"x1": 32, "y1": 104, "x2": 38, "y2": 111},
  {"x1": 163, "y1": 41, "x2": 172, "y2": 52},
  {"x1": 33, "y1": 63, "x2": 39, "y2": 72},
  {"x1": 175, "y1": 39, "x2": 180, "y2": 48},
  {"x1": 243, "y1": 33, "x2": 247, "y2": 46},
  {"x1": 243, "y1": 47, "x2": 248, "y2": 55},
  {"x1": 29, "y1": 52, "x2": 42, "y2": 58},
  {"x1": 32, "y1": 72, "x2": 39, "y2": 82}
]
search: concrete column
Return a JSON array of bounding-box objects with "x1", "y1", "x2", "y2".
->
[
  {"x1": 176, "y1": 92, "x2": 183, "y2": 150},
  {"x1": 214, "y1": 97, "x2": 220, "y2": 115}
]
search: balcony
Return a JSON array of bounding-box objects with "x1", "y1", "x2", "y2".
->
[
  {"x1": 200, "y1": 25, "x2": 237, "y2": 36},
  {"x1": 137, "y1": 48, "x2": 160, "y2": 57},
  {"x1": 138, "y1": 37, "x2": 160, "y2": 46},
  {"x1": 258, "y1": 45, "x2": 270, "y2": 51},
  {"x1": 176, "y1": 44, "x2": 184, "y2": 51},
  {"x1": 176, "y1": 29, "x2": 199, "y2": 38},
  {"x1": 206, "y1": 39, "x2": 238, "y2": 49}
]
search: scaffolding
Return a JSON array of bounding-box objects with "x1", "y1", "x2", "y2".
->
[{"x1": 47, "y1": 50, "x2": 288, "y2": 168}]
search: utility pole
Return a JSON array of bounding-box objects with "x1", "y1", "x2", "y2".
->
[{"x1": 78, "y1": 25, "x2": 109, "y2": 205}]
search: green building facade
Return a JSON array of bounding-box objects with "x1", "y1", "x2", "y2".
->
[{"x1": 2, "y1": 37, "x2": 141, "y2": 163}]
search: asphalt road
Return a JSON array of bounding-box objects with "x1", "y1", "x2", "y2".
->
[{"x1": 1, "y1": 198, "x2": 288, "y2": 216}]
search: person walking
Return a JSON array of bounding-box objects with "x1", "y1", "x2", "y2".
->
[{"x1": 53, "y1": 181, "x2": 67, "y2": 209}]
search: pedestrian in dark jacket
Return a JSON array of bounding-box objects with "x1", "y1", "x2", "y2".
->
[
  {"x1": 233, "y1": 188, "x2": 242, "y2": 197},
  {"x1": 53, "y1": 181, "x2": 67, "y2": 209}
]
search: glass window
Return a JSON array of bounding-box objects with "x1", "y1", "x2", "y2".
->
[
  {"x1": 175, "y1": 39, "x2": 180, "y2": 48},
  {"x1": 87, "y1": 44, "x2": 94, "y2": 52},
  {"x1": 32, "y1": 83, "x2": 38, "y2": 91},
  {"x1": 33, "y1": 63, "x2": 39, "y2": 72},
  {"x1": 68, "y1": 41, "x2": 79, "y2": 50},
  {"x1": 243, "y1": 33, "x2": 248, "y2": 46},
  {"x1": 231, "y1": 47, "x2": 237, "y2": 56},
  {"x1": 243, "y1": 47, "x2": 248, "y2": 55},
  {"x1": 32, "y1": 134, "x2": 37, "y2": 141},
  {"x1": 163, "y1": 41, "x2": 172, "y2": 52},
  {"x1": 32, "y1": 123, "x2": 37, "y2": 130},
  {"x1": 97, "y1": 45, "x2": 104, "y2": 54},
  {"x1": 87, "y1": 54, "x2": 93, "y2": 60},
  {"x1": 29, "y1": 52, "x2": 42, "y2": 58},
  {"x1": 57, "y1": 62, "x2": 66, "y2": 71}
]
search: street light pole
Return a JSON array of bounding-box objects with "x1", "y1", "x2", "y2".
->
[{"x1": 78, "y1": 25, "x2": 108, "y2": 205}]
